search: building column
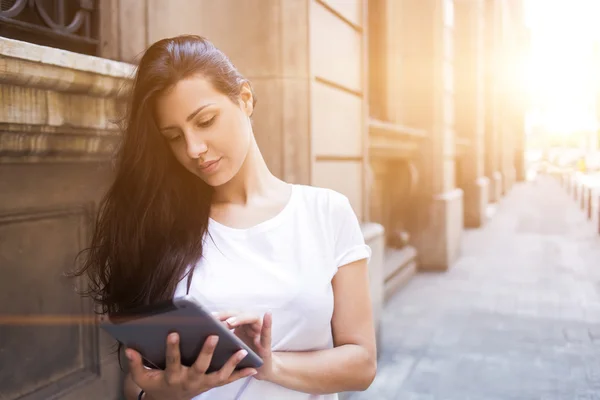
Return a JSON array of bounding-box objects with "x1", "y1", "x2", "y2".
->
[
  {"x1": 509, "y1": 0, "x2": 528, "y2": 182},
  {"x1": 484, "y1": 0, "x2": 503, "y2": 201},
  {"x1": 498, "y1": 0, "x2": 518, "y2": 193},
  {"x1": 406, "y1": 0, "x2": 464, "y2": 271},
  {"x1": 455, "y1": 0, "x2": 489, "y2": 227}
]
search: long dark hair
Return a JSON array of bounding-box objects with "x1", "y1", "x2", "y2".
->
[{"x1": 72, "y1": 35, "x2": 256, "y2": 315}]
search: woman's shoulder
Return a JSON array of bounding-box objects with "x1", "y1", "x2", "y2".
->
[{"x1": 292, "y1": 184, "x2": 353, "y2": 215}]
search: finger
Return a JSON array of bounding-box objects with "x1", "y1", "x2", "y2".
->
[
  {"x1": 254, "y1": 333, "x2": 261, "y2": 346},
  {"x1": 225, "y1": 314, "x2": 262, "y2": 329},
  {"x1": 260, "y1": 312, "x2": 272, "y2": 350},
  {"x1": 234, "y1": 327, "x2": 257, "y2": 348},
  {"x1": 210, "y1": 349, "x2": 248, "y2": 384},
  {"x1": 164, "y1": 333, "x2": 182, "y2": 382},
  {"x1": 190, "y1": 335, "x2": 219, "y2": 376},
  {"x1": 211, "y1": 312, "x2": 263, "y2": 332},
  {"x1": 126, "y1": 348, "x2": 151, "y2": 388},
  {"x1": 247, "y1": 321, "x2": 263, "y2": 334},
  {"x1": 211, "y1": 311, "x2": 239, "y2": 322},
  {"x1": 238, "y1": 324, "x2": 260, "y2": 339},
  {"x1": 224, "y1": 368, "x2": 258, "y2": 384}
]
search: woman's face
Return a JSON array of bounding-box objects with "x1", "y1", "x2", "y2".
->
[{"x1": 154, "y1": 74, "x2": 253, "y2": 187}]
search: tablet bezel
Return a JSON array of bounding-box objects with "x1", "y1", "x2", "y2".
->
[{"x1": 98, "y1": 295, "x2": 263, "y2": 372}]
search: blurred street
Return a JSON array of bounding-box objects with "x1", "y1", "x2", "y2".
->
[{"x1": 349, "y1": 175, "x2": 600, "y2": 400}]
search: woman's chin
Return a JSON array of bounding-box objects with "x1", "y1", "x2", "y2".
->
[{"x1": 197, "y1": 171, "x2": 233, "y2": 188}]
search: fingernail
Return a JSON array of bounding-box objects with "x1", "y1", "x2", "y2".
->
[
  {"x1": 250, "y1": 369, "x2": 258, "y2": 376},
  {"x1": 239, "y1": 350, "x2": 248, "y2": 359},
  {"x1": 125, "y1": 350, "x2": 133, "y2": 360},
  {"x1": 169, "y1": 333, "x2": 178, "y2": 343},
  {"x1": 210, "y1": 336, "x2": 219, "y2": 345},
  {"x1": 226, "y1": 317, "x2": 236, "y2": 325}
]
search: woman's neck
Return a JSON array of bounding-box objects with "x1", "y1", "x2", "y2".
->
[{"x1": 212, "y1": 139, "x2": 284, "y2": 205}]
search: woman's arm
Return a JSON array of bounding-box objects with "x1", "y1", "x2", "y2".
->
[{"x1": 266, "y1": 258, "x2": 377, "y2": 394}]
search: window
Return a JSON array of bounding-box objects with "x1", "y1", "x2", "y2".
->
[{"x1": 0, "y1": 0, "x2": 99, "y2": 56}]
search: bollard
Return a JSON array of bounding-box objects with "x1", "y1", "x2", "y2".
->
[
  {"x1": 588, "y1": 187, "x2": 593, "y2": 220},
  {"x1": 569, "y1": 176, "x2": 574, "y2": 196},
  {"x1": 581, "y1": 184, "x2": 586, "y2": 210},
  {"x1": 597, "y1": 194, "x2": 600, "y2": 235}
]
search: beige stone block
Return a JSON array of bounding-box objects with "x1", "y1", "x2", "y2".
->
[
  {"x1": 1, "y1": 39, "x2": 133, "y2": 98},
  {"x1": 310, "y1": 0, "x2": 362, "y2": 92},
  {"x1": 311, "y1": 81, "x2": 362, "y2": 157},
  {"x1": 312, "y1": 160, "x2": 363, "y2": 220},
  {"x1": 98, "y1": 0, "x2": 121, "y2": 60},
  {"x1": 250, "y1": 78, "x2": 284, "y2": 178},
  {"x1": 0, "y1": 37, "x2": 134, "y2": 78},
  {"x1": 119, "y1": 0, "x2": 148, "y2": 62},
  {"x1": 281, "y1": 0, "x2": 310, "y2": 78},
  {"x1": 281, "y1": 78, "x2": 311, "y2": 185},
  {"x1": 489, "y1": 171, "x2": 502, "y2": 202},
  {"x1": 0, "y1": 84, "x2": 47, "y2": 125},
  {"x1": 146, "y1": 0, "x2": 282, "y2": 78},
  {"x1": 442, "y1": 158, "x2": 456, "y2": 193},
  {"x1": 0, "y1": 162, "x2": 111, "y2": 213},
  {"x1": 444, "y1": 90, "x2": 454, "y2": 127},
  {"x1": 503, "y1": 166, "x2": 516, "y2": 194},
  {"x1": 361, "y1": 222, "x2": 384, "y2": 347},
  {"x1": 463, "y1": 176, "x2": 489, "y2": 228},
  {"x1": 0, "y1": 57, "x2": 131, "y2": 98},
  {"x1": 321, "y1": 0, "x2": 362, "y2": 27},
  {"x1": 384, "y1": 246, "x2": 418, "y2": 301},
  {"x1": 45, "y1": 92, "x2": 114, "y2": 130},
  {"x1": 250, "y1": 77, "x2": 311, "y2": 184},
  {"x1": 415, "y1": 188, "x2": 464, "y2": 271},
  {"x1": 146, "y1": 0, "x2": 203, "y2": 44}
]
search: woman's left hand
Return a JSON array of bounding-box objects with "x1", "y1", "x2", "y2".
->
[{"x1": 212, "y1": 311, "x2": 275, "y2": 381}]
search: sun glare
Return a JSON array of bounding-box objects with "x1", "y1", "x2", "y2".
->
[{"x1": 524, "y1": 0, "x2": 600, "y2": 136}]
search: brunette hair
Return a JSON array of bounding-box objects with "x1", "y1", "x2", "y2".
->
[{"x1": 71, "y1": 35, "x2": 256, "y2": 315}]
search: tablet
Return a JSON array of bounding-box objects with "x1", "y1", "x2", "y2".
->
[{"x1": 98, "y1": 295, "x2": 263, "y2": 372}]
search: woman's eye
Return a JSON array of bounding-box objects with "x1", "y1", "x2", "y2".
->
[
  {"x1": 167, "y1": 135, "x2": 181, "y2": 142},
  {"x1": 197, "y1": 116, "x2": 216, "y2": 128}
]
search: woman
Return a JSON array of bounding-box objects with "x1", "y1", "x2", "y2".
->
[{"x1": 77, "y1": 35, "x2": 376, "y2": 399}]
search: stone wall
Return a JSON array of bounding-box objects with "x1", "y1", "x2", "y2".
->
[{"x1": 0, "y1": 37, "x2": 134, "y2": 399}]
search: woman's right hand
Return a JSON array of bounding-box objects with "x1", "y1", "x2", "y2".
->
[{"x1": 126, "y1": 333, "x2": 257, "y2": 400}]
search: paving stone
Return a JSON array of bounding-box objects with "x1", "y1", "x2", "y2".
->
[{"x1": 347, "y1": 177, "x2": 600, "y2": 400}]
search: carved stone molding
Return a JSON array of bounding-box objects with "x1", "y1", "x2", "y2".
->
[
  {"x1": 0, "y1": 37, "x2": 134, "y2": 97},
  {"x1": 0, "y1": 37, "x2": 133, "y2": 163},
  {"x1": 0, "y1": 123, "x2": 119, "y2": 163}
]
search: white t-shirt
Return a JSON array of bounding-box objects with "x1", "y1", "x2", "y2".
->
[{"x1": 173, "y1": 184, "x2": 371, "y2": 400}]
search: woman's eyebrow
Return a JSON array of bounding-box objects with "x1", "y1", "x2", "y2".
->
[{"x1": 160, "y1": 103, "x2": 215, "y2": 131}]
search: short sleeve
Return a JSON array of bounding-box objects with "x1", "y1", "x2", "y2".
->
[{"x1": 330, "y1": 192, "x2": 372, "y2": 269}]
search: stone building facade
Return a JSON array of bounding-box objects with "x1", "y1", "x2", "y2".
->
[{"x1": 0, "y1": 0, "x2": 526, "y2": 398}]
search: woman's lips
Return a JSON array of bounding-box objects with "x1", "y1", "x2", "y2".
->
[{"x1": 199, "y1": 158, "x2": 221, "y2": 173}]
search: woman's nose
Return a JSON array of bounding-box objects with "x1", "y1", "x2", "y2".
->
[{"x1": 186, "y1": 138, "x2": 208, "y2": 159}]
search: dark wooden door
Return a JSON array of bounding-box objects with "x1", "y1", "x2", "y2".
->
[{"x1": 0, "y1": 160, "x2": 123, "y2": 399}]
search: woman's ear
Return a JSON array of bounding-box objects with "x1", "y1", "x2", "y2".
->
[{"x1": 239, "y1": 81, "x2": 254, "y2": 117}]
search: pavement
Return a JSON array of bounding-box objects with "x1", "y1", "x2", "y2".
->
[{"x1": 347, "y1": 175, "x2": 600, "y2": 400}]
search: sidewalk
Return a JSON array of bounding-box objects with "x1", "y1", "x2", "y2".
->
[{"x1": 349, "y1": 175, "x2": 600, "y2": 400}]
